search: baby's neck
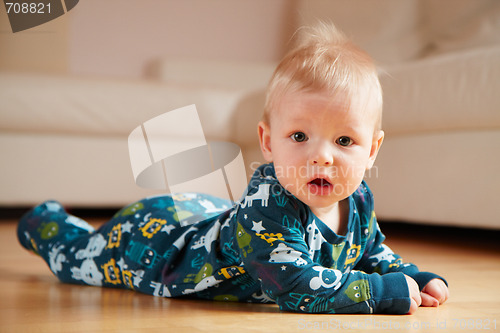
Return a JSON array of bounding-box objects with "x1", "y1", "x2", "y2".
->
[{"x1": 311, "y1": 199, "x2": 349, "y2": 236}]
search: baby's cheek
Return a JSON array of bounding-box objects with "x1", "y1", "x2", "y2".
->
[{"x1": 339, "y1": 166, "x2": 365, "y2": 190}]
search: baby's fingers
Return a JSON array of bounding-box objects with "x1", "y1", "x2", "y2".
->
[
  {"x1": 420, "y1": 292, "x2": 439, "y2": 307},
  {"x1": 408, "y1": 298, "x2": 419, "y2": 314},
  {"x1": 422, "y1": 279, "x2": 449, "y2": 305}
]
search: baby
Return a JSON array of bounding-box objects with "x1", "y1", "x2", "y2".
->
[{"x1": 18, "y1": 22, "x2": 448, "y2": 314}]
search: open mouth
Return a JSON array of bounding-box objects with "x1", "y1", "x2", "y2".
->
[
  {"x1": 307, "y1": 178, "x2": 333, "y2": 195},
  {"x1": 309, "y1": 178, "x2": 331, "y2": 187}
]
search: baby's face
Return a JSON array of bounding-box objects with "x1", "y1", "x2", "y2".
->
[{"x1": 258, "y1": 90, "x2": 383, "y2": 211}]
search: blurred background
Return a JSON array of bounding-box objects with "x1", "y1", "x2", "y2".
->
[
  {"x1": 4, "y1": 0, "x2": 500, "y2": 77},
  {"x1": 1, "y1": 0, "x2": 499, "y2": 230},
  {"x1": 1, "y1": 0, "x2": 294, "y2": 77}
]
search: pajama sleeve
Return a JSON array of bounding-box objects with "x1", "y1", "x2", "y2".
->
[
  {"x1": 356, "y1": 223, "x2": 448, "y2": 290},
  {"x1": 354, "y1": 184, "x2": 448, "y2": 290},
  {"x1": 235, "y1": 181, "x2": 412, "y2": 314}
]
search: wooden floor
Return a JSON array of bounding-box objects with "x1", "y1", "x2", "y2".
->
[{"x1": 1, "y1": 216, "x2": 499, "y2": 333}]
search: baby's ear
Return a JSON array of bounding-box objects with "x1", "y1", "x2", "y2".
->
[
  {"x1": 258, "y1": 121, "x2": 273, "y2": 162},
  {"x1": 366, "y1": 130, "x2": 384, "y2": 169}
]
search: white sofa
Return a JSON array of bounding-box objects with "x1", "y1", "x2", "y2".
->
[
  {"x1": 0, "y1": 72, "x2": 268, "y2": 207},
  {"x1": 1, "y1": 0, "x2": 499, "y2": 229},
  {"x1": 293, "y1": 0, "x2": 500, "y2": 229}
]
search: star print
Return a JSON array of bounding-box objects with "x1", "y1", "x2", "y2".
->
[
  {"x1": 221, "y1": 219, "x2": 231, "y2": 229},
  {"x1": 281, "y1": 265, "x2": 287, "y2": 271},
  {"x1": 116, "y1": 257, "x2": 127, "y2": 270},
  {"x1": 121, "y1": 221, "x2": 133, "y2": 233},
  {"x1": 244, "y1": 214, "x2": 248, "y2": 220},
  {"x1": 251, "y1": 220, "x2": 265, "y2": 234},
  {"x1": 161, "y1": 224, "x2": 176, "y2": 235}
]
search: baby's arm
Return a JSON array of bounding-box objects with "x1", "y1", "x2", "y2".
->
[
  {"x1": 238, "y1": 216, "x2": 411, "y2": 314},
  {"x1": 356, "y1": 219, "x2": 448, "y2": 313},
  {"x1": 236, "y1": 186, "x2": 412, "y2": 314}
]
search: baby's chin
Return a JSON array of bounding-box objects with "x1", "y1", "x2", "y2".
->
[{"x1": 300, "y1": 195, "x2": 346, "y2": 209}]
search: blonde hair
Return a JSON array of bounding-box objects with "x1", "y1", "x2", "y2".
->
[{"x1": 263, "y1": 22, "x2": 383, "y2": 130}]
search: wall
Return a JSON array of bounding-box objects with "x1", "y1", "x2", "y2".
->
[
  {"x1": 0, "y1": 5, "x2": 69, "y2": 74},
  {"x1": 0, "y1": 0, "x2": 296, "y2": 78}
]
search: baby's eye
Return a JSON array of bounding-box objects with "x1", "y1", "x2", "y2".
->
[
  {"x1": 336, "y1": 136, "x2": 353, "y2": 147},
  {"x1": 290, "y1": 132, "x2": 308, "y2": 142}
]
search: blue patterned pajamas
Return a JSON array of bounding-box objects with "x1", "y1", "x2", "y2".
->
[{"x1": 18, "y1": 163, "x2": 445, "y2": 314}]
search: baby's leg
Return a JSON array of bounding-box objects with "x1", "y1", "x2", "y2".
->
[
  {"x1": 17, "y1": 194, "x2": 232, "y2": 294},
  {"x1": 17, "y1": 200, "x2": 111, "y2": 286},
  {"x1": 17, "y1": 198, "x2": 182, "y2": 292}
]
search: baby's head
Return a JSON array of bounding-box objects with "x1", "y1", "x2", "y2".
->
[
  {"x1": 262, "y1": 22, "x2": 382, "y2": 130},
  {"x1": 258, "y1": 22, "x2": 385, "y2": 210}
]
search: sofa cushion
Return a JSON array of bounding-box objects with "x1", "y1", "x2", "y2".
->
[
  {"x1": 380, "y1": 45, "x2": 500, "y2": 136},
  {"x1": 368, "y1": 130, "x2": 500, "y2": 229},
  {"x1": 0, "y1": 72, "x2": 264, "y2": 147}
]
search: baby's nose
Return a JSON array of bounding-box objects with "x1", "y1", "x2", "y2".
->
[{"x1": 309, "y1": 145, "x2": 334, "y2": 166}]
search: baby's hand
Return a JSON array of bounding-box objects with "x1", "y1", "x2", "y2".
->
[
  {"x1": 421, "y1": 278, "x2": 449, "y2": 307},
  {"x1": 404, "y1": 275, "x2": 421, "y2": 314}
]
